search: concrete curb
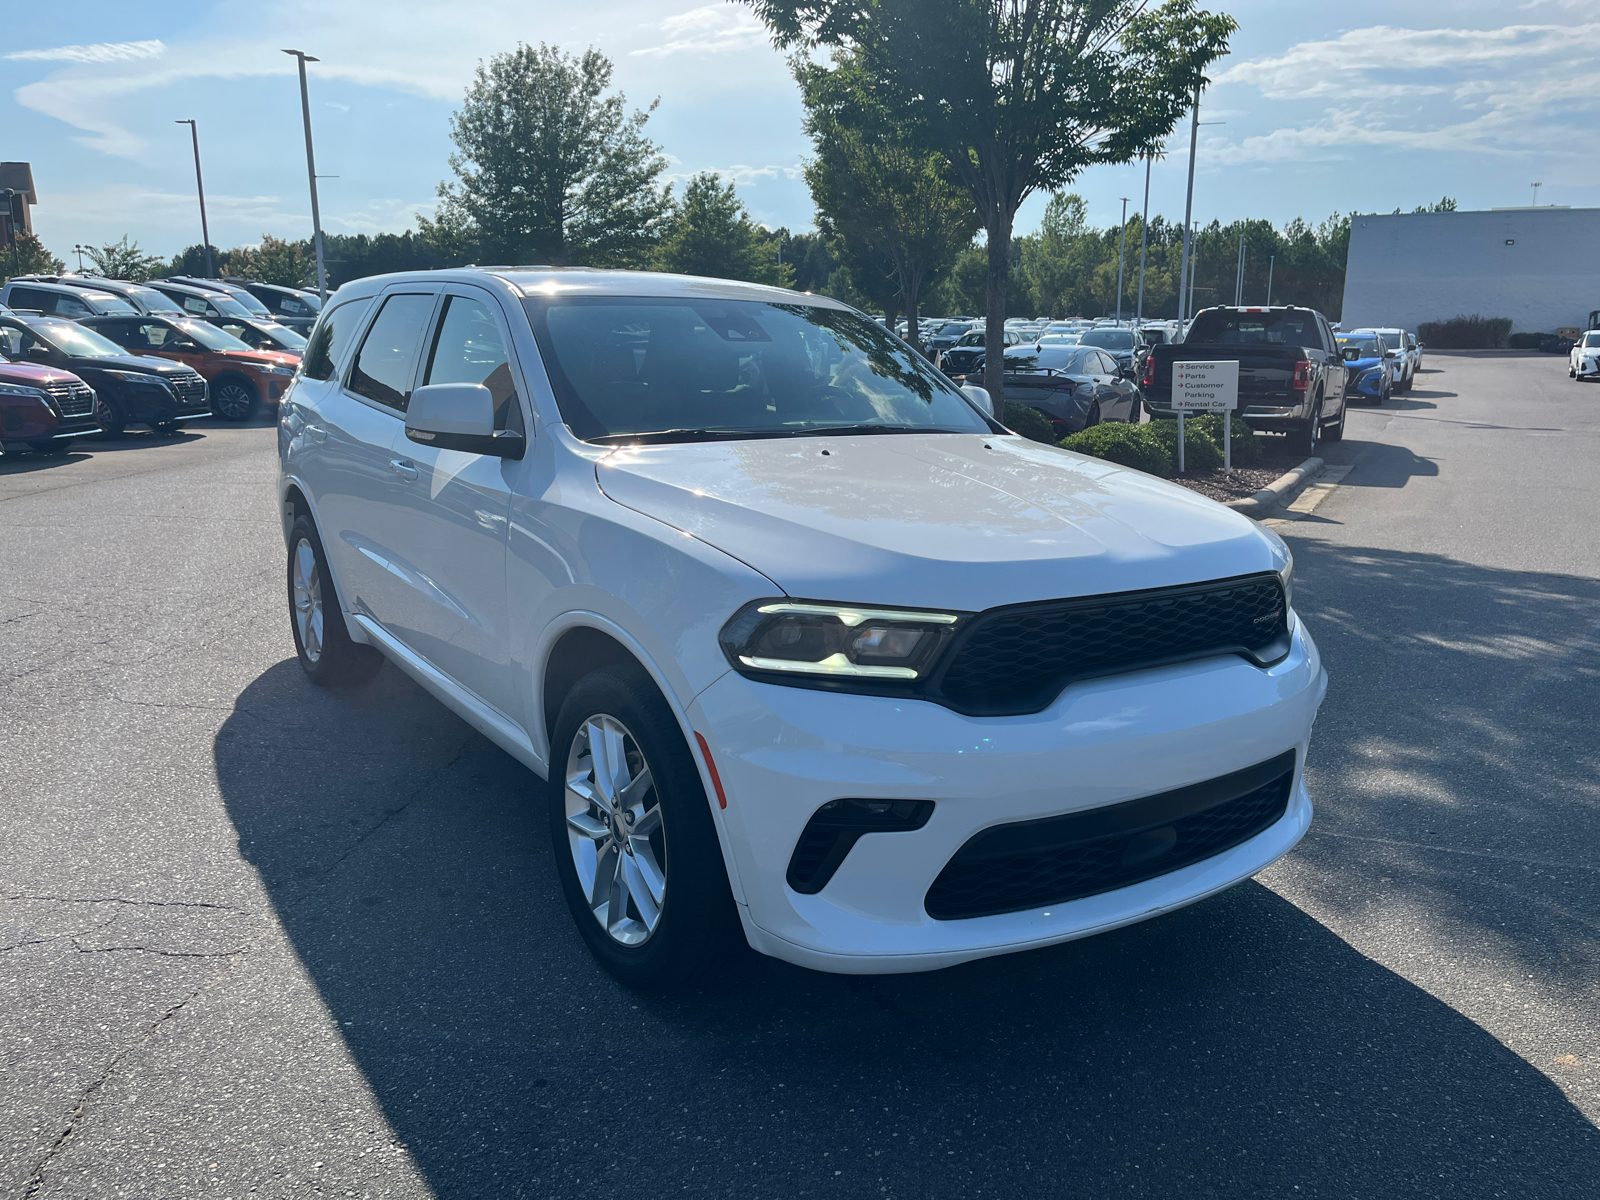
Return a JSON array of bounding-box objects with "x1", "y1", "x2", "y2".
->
[{"x1": 1226, "y1": 456, "x2": 1324, "y2": 520}]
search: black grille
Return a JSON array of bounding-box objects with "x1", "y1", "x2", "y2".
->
[
  {"x1": 925, "y1": 750, "x2": 1296, "y2": 920},
  {"x1": 930, "y1": 573, "x2": 1288, "y2": 717},
  {"x1": 170, "y1": 372, "x2": 208, "y2": 405},
  {"x1": 44, "y1": 380, "x2": 95, "y2": 417}
]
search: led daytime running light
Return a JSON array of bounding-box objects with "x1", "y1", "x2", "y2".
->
[
  {"x1": 739, "y1": 652, "x2": 919, "y2": 680},
  {"x1": 755, "y1": 602, "x2": 960, "y2": 627}
]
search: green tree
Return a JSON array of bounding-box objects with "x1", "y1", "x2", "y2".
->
[
  {"x1": 654, "y1": 173, "x2": 793, "y2": 287},
  {"x1": 746, "y1": 0, "x2": 1236, "y2": 403},
  {"x1": 2, "y1": 232, "x2": 64, "y2": 284},
  {"x1": 167, "y1": 244, "x2": 223, "y2": 277},
  {"x1": 797, "y1": 51, "x2": 979, "y2": 350},
  {"x1": 83, "y1": 235, "x2": 165, "y2": 282},
  {"x1": 436, "y1": 43, "x2": 672, "y2": 266}
]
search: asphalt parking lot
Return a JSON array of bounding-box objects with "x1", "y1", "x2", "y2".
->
[{"x1": 2, "y1": 352, "x2": 1597, "y2": 1199}]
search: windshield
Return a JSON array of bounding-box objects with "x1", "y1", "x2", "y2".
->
[
  {"x1": 221, "y1": 288, "x2": 274, "y2": 318},
  {"x1": 81, "y1": 292, "x2": 137, "y2": 314},
  {"x1": 1584, "y1": 332, "x2": 1600, "y2": 347},
  {"x1": 524, "y1": 296, "x2": 992, "y2": 444},
  {"x1": 124, "y1": 286, "x2": 184, "y2": 315},
  {"x1": 18, "y1": 318, "x2": 128, "y2": 358},
  {"x1": 266, "y1": 324, "x2": 308, "y2": 351},
  {"x1": 1338, "y1": 336, "x2": 1381, "y2": 356},
  {"x1": 1188, "y1": 309, "x2": 1324, "y2": 349},
  {"x1": 1036, "y1": 333, "x2": 1081, "y2": 346},
  {"x1": 955, "y1": 331, "x2": 986, "y2": 347},
  {"x1": 1079, "y1": 329, "x2": 1136, "y2": 350},
  {"x1": 162, "y1": 318, "x2": 252, "y2": 352}
]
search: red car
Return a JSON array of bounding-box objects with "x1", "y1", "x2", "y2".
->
[
  {"x1": 80, "y1": 315, "x2": 298, "y2": 421},
  {"x1": 0, "y1": 356, "x2": 100, "y2": 456}
]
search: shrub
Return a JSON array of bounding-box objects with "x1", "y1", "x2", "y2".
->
[
  {"x1": 1001, "y1": 401, "x2": 1056, "y2": 444},
  {"x1": 1507, "y1": 332, "x2": 1541, "y2": 350},
  {"x1": 1146, "y1": 416, "x2": 1223, "y2": 473},
  {"x1": 1416, "y1": 314, "x2": 1511, "y2": 349},
  {"x1": 1188, "y1": 413, "x2": 1263, "y2": 465},
  {"x1": 1058, "y1": 422, "x2": 1173, "y2": 478}
]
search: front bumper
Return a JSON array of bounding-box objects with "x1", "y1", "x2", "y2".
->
[
  {"x1": 1577, "y1": 356, "x2": 1600, "y2": 378},
  {"x1": 692, "y1": 619, "x2": 1326, "y2": 973}
]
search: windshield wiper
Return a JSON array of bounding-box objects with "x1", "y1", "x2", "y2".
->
[
  {"x1": 590, "y1": 428, "x2": 794, "y2": 446},
  {"x1": 800, "y1": 424, "x2": 962, "y2": 437}
]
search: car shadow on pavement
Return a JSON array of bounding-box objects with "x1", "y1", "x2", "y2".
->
[
  {"x1": 1328, "y1": 439, "x2": 1439, "y2": 490},
  {"x1": 215, "y1": 573, "x2": 1600, "y2": 1200}
]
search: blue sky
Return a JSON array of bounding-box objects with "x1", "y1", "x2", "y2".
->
[{"x1": 7, "y1": 1, "x2": 1600, "y2": 259}]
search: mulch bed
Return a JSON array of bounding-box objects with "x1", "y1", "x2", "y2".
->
[{"x1": 1170, "y1": 453, "x2": 1303, "y2": 503}]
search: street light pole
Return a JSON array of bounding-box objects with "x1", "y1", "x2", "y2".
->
[
  {"x1": 1266, "y1": 255, "x2": 1275, "y2": 306},
  {"x1": 1115, "y1": 197, "x2": 1130, "y2": 325},
  {"x1": 1177, "y1": 81, "x2": 1201, "y2": 330},
  {"x1": 1135, "y1": 154, "x2": 1152, "y2": 326},
  {"x1": 174, "y1": 120, "x2": 214, "y2": 277},
  {"x1": 1234, "y1": 228, "x2": 1245, "y2": 306},
  {"x1": 282, "y1": 49, "x2": 329, "y2": 300}
]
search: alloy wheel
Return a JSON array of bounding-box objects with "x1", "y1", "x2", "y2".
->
[
  {"x1": 564, "y1": 714, "x2": 667, "y2": 946},
  {"x1": 213, "y1": 381, "x2": 254, "y2": 420},
  {"x1": 291, "y1": 538, "x2": 324, "y2": 664}
]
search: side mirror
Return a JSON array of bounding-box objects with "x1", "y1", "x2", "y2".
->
[
  {"x1": 960, "y1": 384, "x2": 996, "y2": 417},
  {"x1": 1342, "y1": 348, "x2": 1361, "y2": 362},
  {"x1": 405, "y1": 382, "x2": 524, "y2": 458},
  {"x1": 1384, "y1": 350, "x2": 1396, "y2": 359}
]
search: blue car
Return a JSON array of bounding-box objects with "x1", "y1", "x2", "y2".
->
[{"x1": 1335, "y1": 331, "x2": 1395, "y2": 405}]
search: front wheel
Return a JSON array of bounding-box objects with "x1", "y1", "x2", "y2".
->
[
  {"x1": 96, "y1": 395, "x2": 126, "y2": 438},
  {"x1": 211, "y1": 377, "x2": 258, "y2": 422},
  {"x1": 1084, "y1": 401, "x2": 1102, "y2": 429},
  {"x1": 286, "y1": 513, "x2": 383, "y2": 687},
  {"x1": 550, "y1": 665, "x2": 740, "y2": 989}
]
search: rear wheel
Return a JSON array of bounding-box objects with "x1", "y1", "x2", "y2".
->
[
  {"x1": 287, "y1": 513, "x2": 383, "y2": 687},
  {"x1": 212, "y1": 377, "x2": 257, "y2": 422},
  {"x1": 550, "y1": 664, "x2": 740, "y2": 989},
  {"x1": 1285, "y1": 400, "x2": 1321, "y2": 458}
]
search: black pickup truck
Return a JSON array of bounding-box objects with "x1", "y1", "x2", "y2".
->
[{"x1": 1141, "y1": 306, "x2": 1348, "y2": 455}]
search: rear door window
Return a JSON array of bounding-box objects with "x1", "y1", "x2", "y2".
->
[
  {"x1": 348, "y1": 293, "x2": 436, "y2": 411},
  {"x1": 6, "y1": 286, "x2": 54, "y2": 314}
]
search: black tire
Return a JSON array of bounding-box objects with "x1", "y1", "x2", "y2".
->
[
  {"x1": 96, "y1": 395, "x2": 125, "y2": 437},
  {"x1": 549, "y1": 664, "x2": 740, "y2": 989},
  {"x1": 286, "y1": 513, "x2": 383, "y2": 688},
  {"x1": 1323, "y1": 400, "x2": 1346, "y2": 443},
  {"x1": 211, "y1": 376, "x2": 258, "y2": 422},
  {"x1": 1381, "y1": 383, "x2": 1392, "y2": 406},
  {"x1": 1285, "y1": 400, "x2": 1321, "y2": 457},
  {"x1": 28, "y1": 439, "x2": 72, "y2": 456},
  {"x1": 1085, "y1": 401, "x2": 1102, "y2": 428}
]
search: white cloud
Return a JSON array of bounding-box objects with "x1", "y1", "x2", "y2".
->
[
  {"x1": 631, "y1": 5, "x2": 770, "y2": 58},
  {"x1": 1211, "y1": 21, "x2": 1600, "y2": 166},
  {"x1": 664, "y1": 162, "x2": 803, "y2": 186},
  {"x1": 5, "y1": 40, "x2": 165, "y2": 64}
]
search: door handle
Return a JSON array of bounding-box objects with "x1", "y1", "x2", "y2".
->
[
  {"x1": 390, "y1": 458, "x2": 419, "y2": 483},
  {"x1": 303, "y1": 423, "x2": 327, "y2": 443}
]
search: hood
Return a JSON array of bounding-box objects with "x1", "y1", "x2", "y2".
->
[
  {"x1": 70, "y1": 354, "x2": 194, "y2": 375},
  {"x1": 221, "y1": 349, "x2": 299, "y2": 368},
  {"x1": 1346, "y1": 356, "x2": 1381, "y2": 370},
  {"x1": 0, "y1": 361, "x2": 78, "y2": 386},
  {"x1": 596, "y1": 434, "x2": 1282, "y2": 611}
]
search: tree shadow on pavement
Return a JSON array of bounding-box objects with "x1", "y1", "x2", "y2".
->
[
  {"x1": 216, "y1": 639, "x2": 1600, "y2": 1197},
  {"x1": 1281, "y1": 539, "x2": 1600, "y2": 999}
]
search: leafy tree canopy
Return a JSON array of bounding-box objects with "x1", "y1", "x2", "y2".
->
[
  {"x1": 81, "y1": 235, "x2": 165, "y2": 282},
  {"x1": 1, "y1": 232, "x2": 63, "y2": 284},
  {"x1": 436, "y1": 43, "x2": 673, "y2": 266},
  {"x1": 654, "y1": 173, "x2": 793, "y2": 287}
]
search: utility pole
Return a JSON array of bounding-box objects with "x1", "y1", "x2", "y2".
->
[
  {"x1": 1532, "y1": 181, "x2": 1542, "y2": 206},
  {"x1": 174, "y1": 120, "x2": 214, "y2": 277},
  {"x1": 1135, "y1": 154, "x2": 1152, "y2": 326},
  {"x1": 283, "y1": 49, "x2": 329, "y2": 299},
  {"x1": 1234, "y1": 228, "x2": 1245, "y2": 305},
  {"x1": 2, "y1": 190, "x2": 20, "y2": 279},
  {"x1": 1115, "y1": 197, "x2": 1130, "y2": 325},
  {"x1": 74, "y1": 244, "x2": 87, "y2": 272},
  {"x1": 1177, "y1": 81, "x2": 1201, "y2": 330},
  {"x1": 1266, "y1": 255, "x2": 1275, "y2": 306}
]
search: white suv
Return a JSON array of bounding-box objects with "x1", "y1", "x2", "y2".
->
[{"x1": 277, "y1": 268, "x2": 1326, "y2": 986}]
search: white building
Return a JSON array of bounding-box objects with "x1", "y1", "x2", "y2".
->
[{"x1": 1340, "y1": 207, "x2": 1600, "y2": 335}]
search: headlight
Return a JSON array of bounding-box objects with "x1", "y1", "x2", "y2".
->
[
  {"x1": 720, "y1": 600, "x2": 963, "y2": 685},
  {"x1": 102, "y1": 370, "x2": 170, "y2": 389},
  {"x1": 257, "y1": 364, "x2": 296, "y2": 376},
  {"x1": 0, "y1": 382, "x2": 46, "y2": 398}
]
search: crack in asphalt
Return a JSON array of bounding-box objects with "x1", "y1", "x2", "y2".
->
[
  {"x1": 3, "y1": 894, "x2": 249, "y2": 912},
  {"x1": 67, "y1": 942, "x2": 252, "y2": 958}
]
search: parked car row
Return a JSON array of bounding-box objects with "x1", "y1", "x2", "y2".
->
[{"x1": 0, "y1": 273, "x2": 320, "y2": 454}]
